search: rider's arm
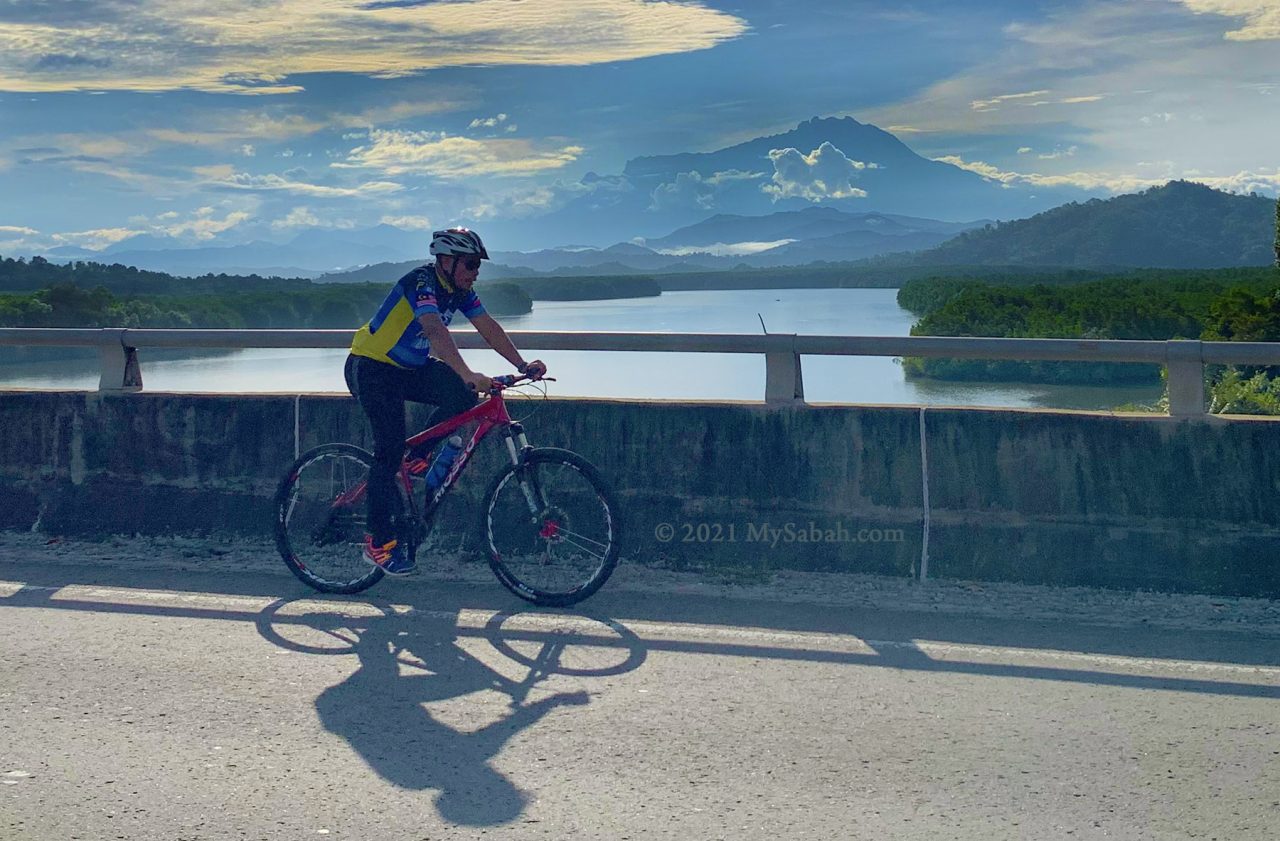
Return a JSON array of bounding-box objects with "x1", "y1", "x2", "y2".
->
[
  {"x1": 469, "y1": 313, "x2": 542, "y2": 374},
  {"x1": 417, "y1": 313, "x2": 490, "y2": 391}
]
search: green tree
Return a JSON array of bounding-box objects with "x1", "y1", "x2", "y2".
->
[{"x1": 1273, "y1": 195, "x2": 1279, "y2": 267}]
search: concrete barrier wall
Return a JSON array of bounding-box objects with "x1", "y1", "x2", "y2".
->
[{"x1": 1, "y1": 391, "x2": 1277, "y2": 597}]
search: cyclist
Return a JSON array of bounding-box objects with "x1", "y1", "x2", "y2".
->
[{"x1": 344, "y1": 227, "x2": 547, "y2": 576}]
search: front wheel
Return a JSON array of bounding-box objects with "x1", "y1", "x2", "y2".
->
[{"x1": 480, "y1": 448, "x2": 622, "y2": 607}]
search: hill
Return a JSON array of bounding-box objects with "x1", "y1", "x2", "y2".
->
[{"x1": 914, "y1": 181, "x2": 1275, "y2": 268}]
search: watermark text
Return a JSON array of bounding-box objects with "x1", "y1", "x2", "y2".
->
[{"x1": 654, "y1": 521, "x2": 905, "y2": 548}]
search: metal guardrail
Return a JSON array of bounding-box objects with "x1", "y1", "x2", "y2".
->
[{"x1": 4, "y1": 327, "x2": 1280, "y2": 417}]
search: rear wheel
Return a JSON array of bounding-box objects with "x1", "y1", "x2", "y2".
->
[
  {"x1": 274, "y1": 443, "x2": 409, "y2": 594},
  {"x1": 481, "y1": 448, "x2": 621, "y2": 607}
]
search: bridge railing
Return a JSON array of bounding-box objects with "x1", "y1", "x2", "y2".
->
[{"x1": 4, "y1": 327, "x2": 1280, "y2": 417}]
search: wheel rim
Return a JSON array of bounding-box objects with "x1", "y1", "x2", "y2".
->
[
  {"x1": 486, "y1": 459, "x2": 615, "y2": 599},
  {"x1": 280, "y1": 449, "x2": 383, "y2": 590}
]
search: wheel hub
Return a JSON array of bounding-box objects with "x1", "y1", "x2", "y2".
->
[{"x1": 537, "y1": 506, "x2": 569, "y2": 543}]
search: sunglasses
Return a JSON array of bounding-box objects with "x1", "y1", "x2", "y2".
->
[{"x1": 458, "y1": 256, "x2": 482, "y2": 271}]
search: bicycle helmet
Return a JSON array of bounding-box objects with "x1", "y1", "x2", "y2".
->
[{"x1": 429, "y1": 227, "x2": 489, "y2": 260}]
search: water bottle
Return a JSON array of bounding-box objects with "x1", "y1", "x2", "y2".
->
[{"x1": 425, "y1": 435, "x2": 463, "y2": 490}]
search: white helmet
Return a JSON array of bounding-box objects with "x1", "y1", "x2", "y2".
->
[{"x1": 429, "y1": 227, "x2": 489, "y2": 260}]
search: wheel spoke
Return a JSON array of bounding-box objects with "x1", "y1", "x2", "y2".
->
[{"x1": 554, "y1": 531, "x2": 609, "y2": 559}]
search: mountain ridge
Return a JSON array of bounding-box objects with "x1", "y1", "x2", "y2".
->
[{"x1": 911, "y1": 181, "x2": 1276, "y2": 268}]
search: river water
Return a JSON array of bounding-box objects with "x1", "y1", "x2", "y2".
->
[{"x1": 0, "y1": 288, "x2": 1163, "y2": 409}]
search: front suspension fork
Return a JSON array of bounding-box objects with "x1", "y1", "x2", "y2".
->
[{"x1": 503, "y1": 423, "x2": 542, "y2": 516}]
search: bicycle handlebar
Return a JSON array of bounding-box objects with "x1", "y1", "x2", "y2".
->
[{"x1": 488, "y1": 372, "x2": 555, "y2": 394}]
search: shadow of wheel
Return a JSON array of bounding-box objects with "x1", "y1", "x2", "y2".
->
[{"x1": 483, "y1": 610, "x2": 647, "y2": 678}]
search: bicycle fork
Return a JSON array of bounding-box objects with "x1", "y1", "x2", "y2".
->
[{"x1": 502, "y1": 423, "x2": 544, "y2": 517}]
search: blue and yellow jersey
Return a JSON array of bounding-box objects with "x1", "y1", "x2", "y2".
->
[{"x1": 350, "y1": 265, "x2": 486, "y2": 368}]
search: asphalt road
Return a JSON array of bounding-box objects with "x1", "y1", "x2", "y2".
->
[{"x1": 1, "y1": 547, "x2": 1278, "y2": 840}]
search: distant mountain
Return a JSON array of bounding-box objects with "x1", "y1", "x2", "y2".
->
[
  {"x1": 479, "y1": 116, "x2": 1076, "y2": 249},
  {"x1": 913, "y1": 181, "x2": 1277, "y2": 268},
  {"x1": 647, "y1": 206, "x2": 982, "y2": 249},
  {"x1": 474, "y1": 206, "x2": 981, "y2": 274},
  {"x1": 103, "y1": 233, "x2": 189, "y2": 253},
  {"x1": 622, "y1": 116, "x2": 1022, "y2": 222},
  {"x1": 316, "y1": 259, "x2": 538, "y2": 284},
  {"x1": 76, "y1": 223, "x2": 427, "y2": 277},
  {"x1": 485, "y1": 244, "x2": 720, "y2": 274},
  {"x1": 738, "y1": 229, "x2": 951, "y2": 267}
]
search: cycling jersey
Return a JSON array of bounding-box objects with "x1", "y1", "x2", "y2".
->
[{"x1": 350, "y1": 264, "x2": 486, "y2": 368}]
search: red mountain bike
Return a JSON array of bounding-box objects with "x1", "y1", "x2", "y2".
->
[{"x1": 273, "y1": 374, "x2": 621, "y2": 607}]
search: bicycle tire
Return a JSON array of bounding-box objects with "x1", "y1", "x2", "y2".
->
[
  {"x1": 480, "y1": 447, "x2": 622, "y2": 607},
  {"x1": 274, "y1": 443, "x2": 405, "y2": 595}
]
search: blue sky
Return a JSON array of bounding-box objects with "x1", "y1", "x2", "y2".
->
[{"x1": 1, "y1": 0, "x2": 1277, "y2": 255}]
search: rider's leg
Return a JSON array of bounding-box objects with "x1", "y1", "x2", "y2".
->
[
  {"x1": 404, "y1": 357, "x2": 479, "y2": 439},
  {"x1": 345, "y1": 354, "x2": 408, "y2": 546}
]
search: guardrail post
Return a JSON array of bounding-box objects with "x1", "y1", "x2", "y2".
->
[
  {"x1": 765, "y1": 336, "x2": 804, "y2": 404},
  {"x1": 98, "y1": 329, "x2": 142, "y2": 392},
  {"x1": 1166, "y1": 340, "x2": 1204, "y2": 418}
]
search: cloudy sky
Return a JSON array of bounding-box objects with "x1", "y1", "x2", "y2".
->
[{"x1": 1, "y1": 0, "x2": 1277, "y2": 255}]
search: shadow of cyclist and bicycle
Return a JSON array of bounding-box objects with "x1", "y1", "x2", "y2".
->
[
  {"x1": 255, "y1": 598, "x2": 645, "y2": 827},
  {"x1": 4, "y1": 558, "x2": 1277, "y2": 829}
]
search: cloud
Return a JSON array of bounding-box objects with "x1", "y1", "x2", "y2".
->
[
  {"x1": 932, "y1": 154, "x2": 1280, "y2": 196},
  {"x1": 338, "y1": 129, "x2": 584, "y2": 178},
  {"x1": 866, "y1": 1, "x2": 1278, "y2": 180},
  {"x1": 1038, "y1": 145, "x2": 1079, "y2": 159},
  {"x1": 194, "y1": 164, "x2": 237, "y2": 180},
  {"x1": 210, "y1": 171, "x2": 405, "y2": 197},
  {"x1": 5, "y1": 135, "x2": 198, "y2": 194},
  {"x1": 1190, "y1": 169, "x2": 1280, "y2": 194},
  {"x1": 0, "y1": 1, "x2": 747, "y2": 94},
  {"x1": 271, "y1": 207, "x2": 321, "y2": 230},
  {"x1": 465, "y1": 173, "x2": 633, "y2": 219},
  {"x1": 971, "y1": 90, "x2": 1050, "y2": 112},
  {"x1": 649, "y1": 169, "x2": 762, "y2": 211},
  {"x1": 654, "y1": 240, "x2": 795, "y2": 257},
  {"x1": 1175, "y1": 1, "x2": 1280, "y2": 41},
  {"x1": 125, "y1": 206, "x2": 254, "y2": 241},
  {"x1": 1, "y1": 208, "x2": 254, "y2": 253},
  {"x1": 149, "y1": 117, "x2": 328, "y2": 149},
  {"x1": 380, "y1": 215, "x2": 432, "y2": 230},
  {"x1": 469, "y1": 114, "x2": 509, "y2": 130},
  {"x1": 164, "y1": 208, "x2": 252, "y2": 240},
  {"x1": 348, "y1": 100, "x2": 465, "y2": 127},
  {"x1": 1017, "y1": 146, "x2": 1034, "y2": 154},
  {"x1": 141, "y1": 101, "x2": 461, "y2": 152},
  {"x1": 933, "y1": 156, "x2": 1025, "y2": 186},
  {"x1": 762, "y1": 142, "x2": 871, "y2": 201},
  {"x1": 972, "y1": 90, "x2": 1109, "y2": 112},
  {"x1": 14, "y1": 136, "x2": 136, "y2": 164},
  {"x1": 53, "y1": 227, "x2": 146, "y2": 251}
]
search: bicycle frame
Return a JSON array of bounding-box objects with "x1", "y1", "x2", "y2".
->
[
  {"x1": 327, "y1": 381, "x2": 533, "y2": 525},
  {"x1": 402, "y1": 385, "x2": 532, "y2": 513}
]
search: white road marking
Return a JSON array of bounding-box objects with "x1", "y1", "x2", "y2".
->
[{"x1": 3, "y1": 580, "x2": 1278, "y2": 681}]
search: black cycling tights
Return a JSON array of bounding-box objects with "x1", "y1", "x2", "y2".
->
[{"x1": 344, "y1": 354, "x2": 477, "y2": 544}]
